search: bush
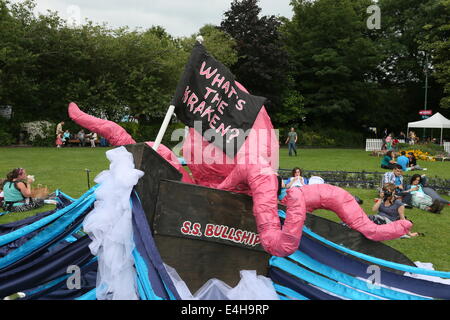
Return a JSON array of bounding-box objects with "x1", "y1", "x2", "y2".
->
[
  {"x1": 279, "y1": 127, "x2": 364, "y2": 147},
  {"x1": 119, "y1": 121, "x2": 186, "y2": 148},
  {"x1": 22, "y1": 121, "x2": 55, "y2": 147},
  {"x1": 318, "y1": 128, "x2": 364, "y2": 147},
  {"x1": 419, "y1": 143, "x2": 447, "y2": 156},
  {"x1": 17, "y1": 121, "x2": 56, "y2": 147},
  {"x1": 299, "y1": 131, "x2": 335, "y2": 146},
  {"x1": 31, "y1": 133, "x2": 55, "y2": 147},
  {"x1": 21, "y1": 121, "x2": 53, "y2": 142},
  {"x1": 0, "y1": 128, "x2": 14, "y2": 146},
  {"x1": 397, "y1": 142, "x2": 448, "y2": 156},
  {"x1": 0, "y1": 118, "x2": 15, "y2": 146}
]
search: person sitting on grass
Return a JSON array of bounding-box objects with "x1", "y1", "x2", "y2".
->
[
  {"x1": 77, "y1": 129, "x2": 86, "y2": 147},
  {"x1": 382, "y1": 164, "x2": 404, "y2": 192},
  {"x1": 88, "y1": 132, "x2": 98, "y2": 148},
  {"x1": 382, "y1": 164, "x2": 414, "y2": 207},
  {"x1": 0, "y1": 178, "x2": 5, "y2": 208},
  {"x1": 381, "y1": 151, "x2": 396, "y2": 169},
  {"x1": 369, "y1": 183, "x2": 419, "y2": 238},
  {"x1": 277, "y1": 168, "x2": 306, "y2": 202},
  {"x1": 62, "y1": 129, "x2": 71, "y2": 146},
  {"x1": 279, "y1": 169, "x2": 327, "y2": 202},
  {"x1": 1, "y1": 168, "x2": 44, "y2": 213},
  {"x1": 407, "y1": 152, "x2": 427, "y2": 171},
  {"x1": 285, "y1": 167, "x2": 308, "y2": 189},
  {"x1": 405, "y1": 174, "x2": 444, "y2": 214},
  {"x1": 396, "y1": 151, "x2": 409, "y2": 172}
]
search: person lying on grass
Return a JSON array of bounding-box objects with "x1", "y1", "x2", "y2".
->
[{"x1": 405, "y1": 174, "x2": 444, "y2": 214}]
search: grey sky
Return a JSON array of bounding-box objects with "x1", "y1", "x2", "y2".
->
[{"x1": 17, "y1": 0, "x2": 294, "y2": 37}]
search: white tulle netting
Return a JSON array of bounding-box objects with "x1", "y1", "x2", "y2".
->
[
  {"x1": 83, "y1": 146, "x2": 144, "y2": 300},
  {"x1": 405, "y1": 262, "x2": 450, "y2": 285},
  {"x1": 164, "y1": 264, "x2": 279, "y2": 300}
]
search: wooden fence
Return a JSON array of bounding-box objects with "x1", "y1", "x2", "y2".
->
[{"x1": 365, "y1": 139, "x2": 406, "y2": 151}]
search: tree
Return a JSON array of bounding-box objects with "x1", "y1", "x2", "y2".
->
[
  {"x1": 362, "y1": 0, "x2": 449, "y2": 134},
  {"x1": 180, "y1": 24, "x2": 238, "y2": 69},
  {"x1": 0, "y1": 0, "x2": 41, "y2": 121},
  {"x1": 220, "y1": 0, "x2": 291, "y2": 119},
  {"x1": 105, "y1": 26, "x2": 188, "y2": 122},
  {"x1": 283, "y1": 0, "x2": 383, "y2": 129},
  {"x1": 421, "y1": 0, "x2": 450, "y2": 110},
  {"x1": 273, "y1": 76, "x2": 306, "y2": 127},
  {"x1": 0, "y1": 0, "x2": 189, "y2": 125}
]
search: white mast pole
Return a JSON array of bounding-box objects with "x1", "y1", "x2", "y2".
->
[
  {"x1": 153, "y1": 35, "x2": 204, "y2": 152},
  {"x1": 152, "y1": 105, "x2": 175, "y2": 151}
]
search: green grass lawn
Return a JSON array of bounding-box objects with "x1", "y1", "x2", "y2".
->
[
  {"x1": 0, "y1": 147, "x2": 112, "y2": 223},
  {"x1": 1, "y1": 146, "x2": 450, "y2": 271},
  {"x1": 279, "y1": 147, "x2": 450, "y2": 178},
  {"x1": 0, "y1": 147, "x2": 112, "y2": 197}
]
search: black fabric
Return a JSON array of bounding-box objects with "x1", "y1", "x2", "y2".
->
[
  {"x1": 4, "y1": 199, "x2": 44, "y2": 213},
  {"x1": 0, "y1": 236, "x2": 84, "y2": 281},
  {"x1": 23, "y1": 259, "x2": 97, "y2": 300},
  {"x1": 0, "y1": 235, "x2": 94, "y2": 298},
  {"x1": 0, "y1": 207, "x2": 92, "y2": 274},
  {"x1": 368, "y1": 214, "x2": 391, "y2": 225},
  {"x1": 0, "y1": 195, "x2": 74, "y2": 258},
  {"x1": 171, "y1": 42, "x2": 266, "y2": 158},
  {"x1": 269, "y1": 267, "x2": 341, "y2": 300},
  {"x1": 299, "y1": 234, "x2": 450, "y2": 300},
  {"x1": 304, "y1": 214, "x2": 416, "y2": 268},
  {"x1": 398, "y1": 192, "x2": 413, "y2": 206},
  {"x1": 131, "y1": 190, "x2": 181, "y2": 300},
  {"x1": 0, "y1": 227, "x2": 46, "y2": 258}
]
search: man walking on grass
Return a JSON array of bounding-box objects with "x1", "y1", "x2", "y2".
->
[{"x1": 285, "y1": 127, "x2": 298, "y2": 156}]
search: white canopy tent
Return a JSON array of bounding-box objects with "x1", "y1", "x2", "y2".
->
[{"x1": 407, "y1": 112, "x2": 450, "y2": 144}]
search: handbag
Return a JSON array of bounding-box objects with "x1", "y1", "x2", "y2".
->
[{"x1": 31, "y1": 184, "x2": 49, "y2": 199}]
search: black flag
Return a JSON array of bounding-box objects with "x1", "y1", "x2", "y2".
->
[{"x1": 171, "y1": 43, "x2": 266, "y2": 158}]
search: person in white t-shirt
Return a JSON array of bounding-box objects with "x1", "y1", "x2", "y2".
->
[
  {"x1": 285, "y1": 167, "x2": 306, "y2": 188},
  {"x1": 88, "y1": 132, "x2": 98, "y2": 148}
]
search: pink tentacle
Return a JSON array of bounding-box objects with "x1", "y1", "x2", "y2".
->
[
  {"x1": 219, "y1": 166, "x2": 303, "y2": 257},
  {"x1": 68, "y1": 102, "x2": 194, "y2": 183},
  {"x1": 68, "y1": 102, "x2": 136, "y2": 146},
  {"x1": 301, "y1": 184, "x2": 413, "y2": 241},
  {"x1": 262, "y1": 187, "x2": 306, "y2": 257},
  {"x1": 221, "y1": 170, "x2": 412, "y2": 257}
]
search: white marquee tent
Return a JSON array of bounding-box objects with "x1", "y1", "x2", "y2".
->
[{"x1": 407, "y1": 112, "x2": 450, "y2": 144}]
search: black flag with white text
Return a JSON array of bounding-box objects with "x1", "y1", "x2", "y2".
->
[{"x1": 171, "y1": 43, "x2": 267, "y2": 158}]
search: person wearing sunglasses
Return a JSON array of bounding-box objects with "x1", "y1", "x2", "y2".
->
[{"x1": 370, "y1": 183, "x2": 419, "y2": 238}]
